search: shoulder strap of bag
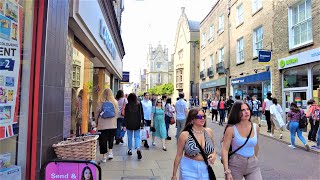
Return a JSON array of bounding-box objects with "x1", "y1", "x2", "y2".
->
[
  {"x1": 229, "y1": 122, "x2": 253, "y2": 157},
  {"x1": 188, "y1": 130, "x2": 210, "y2": 166}
]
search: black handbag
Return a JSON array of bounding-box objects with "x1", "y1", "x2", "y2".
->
[{"x1": 188, "y1": 130, "x2": 216, "y2": 180}]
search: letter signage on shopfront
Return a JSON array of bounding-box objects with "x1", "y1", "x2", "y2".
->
[
  {"x1": 278, "y1": 48, "x2": 320, "y2": 70},
  {"x1": 99, "y1": 19, "x2": 116, "y2": 60},
  {"x1": 231, "y1": 72, "x2": 270, "y2": 85},
  {"x1": 200, "y1": 78, "x2": 226, "y2": 89}
]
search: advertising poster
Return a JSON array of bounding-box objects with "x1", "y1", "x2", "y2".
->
[
  {"x1": 0, "y1": 0, "x2": 20, "y2": 140},
  {"x1": 45, "y1": 162, "x2": 98, "y2": 180}
]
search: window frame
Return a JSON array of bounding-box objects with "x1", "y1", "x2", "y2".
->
[
  {"x1": 218, "y1": 14, "x2": 224, "y2": 34},
  {"x1": 219, "y1": 47, "x2": 224, "y2": 63},
  {"x1": 236, "y1": 3, "x2": 244, "y2": 25},
  {"x1": 288, "y1": 0, "x2": 313, "y2": 49},
  {"x1": 253, "y1": 26, "x2": 263, "y2": 57},
  {"x1": 210, "y1": 54, "x2": 214, "y2": 67},
  {"x1": 209, "y1": 25, "x2": 214, "y2": 42},
  {"x1": 201, "y1": 32, "x2": 206, "y2": 48},
  {"x1": 237, "y1": 37, "x2": 244, "y2": 64},
  {"x1": 252, "y1": 0, "x2": 262, "y2": 14}
]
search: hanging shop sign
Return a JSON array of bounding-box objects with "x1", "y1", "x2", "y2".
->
[
  {"x1": 0, "y1": 0, "x2": 20, "y2": 140},
  {"x1": 258, "y1": 50, "x2": 272, "y2": 63},
  {"x1": 120, "y1": 71, "x2": 129, "y2": 83}
]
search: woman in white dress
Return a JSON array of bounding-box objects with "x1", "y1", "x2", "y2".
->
[{"x1": 270, "y1": 98, "x2": 285, "y2": 139}]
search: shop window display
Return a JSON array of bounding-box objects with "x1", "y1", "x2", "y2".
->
[
  {"x1": 283, "y1": 66, "x2": 308, "y2": 88},
  {"x1": 0, "y1": 0, "x2": 34, "y2": 178},
  {"x1": 312, "y1": 64, "x2": 320, "y2": 105}
]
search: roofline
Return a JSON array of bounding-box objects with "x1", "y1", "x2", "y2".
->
[{"x1": 200, "y1": 0, "x2": 220, "y2": 25}]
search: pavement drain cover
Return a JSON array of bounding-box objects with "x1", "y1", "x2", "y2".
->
[{"x1": 121, "y1": 176, "x2": 161, "y2": 180}]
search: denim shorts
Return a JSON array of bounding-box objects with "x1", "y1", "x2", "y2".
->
[{"x1": 252, "y1": 111, "x2": 261, "y2": 117}]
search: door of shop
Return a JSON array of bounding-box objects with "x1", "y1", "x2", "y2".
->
[{"x1": 283, "y1": 90, "x2": 308, "y2": 112}]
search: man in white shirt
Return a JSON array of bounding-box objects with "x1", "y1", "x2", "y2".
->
[
  {"x1": 162, "y1": 95, "x2": 167, "y2": 109},
  {"x1": 141, "y1": 92, "x2": 152, "y2": 148},
  {"x1": 175, "y1": 92, "x2": 188, "y2": 139}
]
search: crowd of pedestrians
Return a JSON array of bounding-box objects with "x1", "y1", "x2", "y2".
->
[{"x1": 93, "y1": 88, "x2": 320, "y2": 179}]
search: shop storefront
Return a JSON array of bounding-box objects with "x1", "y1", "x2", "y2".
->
[
  {"x1": 231, "y1": 72, "x2": 271, "y2": 102},
  {"x1": 68, "y1": 0, "x2": 124, "y2": 136},
  {"x1": 200, "y1": 78, "x2": 227, "y2": 100},
  {"x1": 278, "y1": 48, "x2": 320, "y2": 112},
  {"x1": 0, "y1": 0, "x2": 40, "y2": 179}
]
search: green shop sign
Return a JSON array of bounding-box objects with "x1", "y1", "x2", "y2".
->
[{"x1": 279, "y1": 58, "x2": 298, "y2": 68}]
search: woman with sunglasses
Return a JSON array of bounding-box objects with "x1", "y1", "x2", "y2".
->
[
  {"x1": 171, "y1": 108, "x2": 216, "y2": 180},
  {"x1": 151, "y1": 99, "x2": 168, "y2": 150},
  {"x1": 221, "y1": 101, "x2": 262, "y2": 180}
]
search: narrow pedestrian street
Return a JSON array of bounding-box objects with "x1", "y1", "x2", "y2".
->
[{"x1": 100, "y1": 115, "x2": 320, "y2": 180}]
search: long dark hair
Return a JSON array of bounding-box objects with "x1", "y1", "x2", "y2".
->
[
  {"x1": 127, "y1": 93, "x2": 139, "y2": 112},
  {"x1": 81, "y1": 166, "x2": 93, "y2": 180},
  {"x1": 165, "y1": 98, "x2": 172, "y2": 108},
  {"x1": 267, "y1": 92, "x2": 272, "y2": 100},
  {"x1": 115, "y1": 90, "x2": 124, "y2": 100},
  {"x1": 227, "y1": 100, "x2": 252, "y2": 125},
  {"x1": 290, "y1": 102, "x2": 300, "y2": 113},
  {"x1": 182, "y1": 108, "x2": 206, "y2": 132}
]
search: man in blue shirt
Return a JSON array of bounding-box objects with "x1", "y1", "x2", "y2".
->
[
  {"x1": 141, "y1": 92, "x2": 152, "y2": 148},
  {"x1": 175, "y1": 92, "x2": 188, "y2": 139}
]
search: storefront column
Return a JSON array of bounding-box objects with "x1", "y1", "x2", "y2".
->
[
  {"x1": 81, "y1": 57, "x2": 91, "y2": 134},
  {"x1": 92, "y1": 69, "x2": 105, "y2": 120}
]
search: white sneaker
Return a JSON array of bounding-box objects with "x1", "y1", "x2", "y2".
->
[
  {"x1": 288, "y1": 145, "x2": 296, "y2": 149},
  {"x1": 269, "y1": 134, "x2": 274, "y2": 137},
  {"x1": 101, "y1": 157, "x2": 107, "y2": 163},
  {"x1": 108, "y1": 153, "x2": 114, "y2": 160},
  {"x1": 279, "y1": 134, "x2": 283, "y2": 139},
  {"x1": 152, "y1": 142, "x2": 156, "y2": 146}
]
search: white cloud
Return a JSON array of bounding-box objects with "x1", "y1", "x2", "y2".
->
[{"x1": 122, "y1": 0, "x2": 216, "y2": 82}]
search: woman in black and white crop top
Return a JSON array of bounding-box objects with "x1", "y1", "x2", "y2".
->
[{"x1": 171, "y1": 108, "x2": 216, "y2": 180}]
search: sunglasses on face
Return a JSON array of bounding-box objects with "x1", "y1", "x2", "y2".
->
[{"x1": 195, "y1": 115, "x2": 206, "y2": 119}]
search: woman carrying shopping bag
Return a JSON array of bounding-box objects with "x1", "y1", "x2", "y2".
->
[{"x1": 270, "y1": 98, "x2": 285, "y2": 139}]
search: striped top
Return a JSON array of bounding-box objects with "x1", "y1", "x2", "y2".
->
[{"x1": 184, "y1": 130, "x2": 214, "y2": 157}]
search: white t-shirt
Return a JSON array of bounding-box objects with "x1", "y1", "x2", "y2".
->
[{"x1": 264, "y1": 98, "x2": 273, "y2": 111}]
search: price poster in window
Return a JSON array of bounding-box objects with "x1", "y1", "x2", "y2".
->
[{"x1": 0, "y1": 0, "x2": 20, "y2": 140}]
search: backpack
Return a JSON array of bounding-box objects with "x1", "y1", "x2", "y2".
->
[
  {"x1": 312, "y1": 109, "x2": 320, "y2": 121},
  {"x1": 101, "y1": 101, "x2": 116, "y2": 118},
  {"x1": 298, "y1": 110, "x2": 308, "y2": 129}
]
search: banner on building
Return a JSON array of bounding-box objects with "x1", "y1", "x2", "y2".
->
[
  {"x1": 120, "y1": 71, "x2": 129, "y2": 83},
  {"x1": 258, "y1": 50, "x2": 272, "y2": 64},
  {"x1": 0, "y1": 0, "x2": 20, "y2": 140}
]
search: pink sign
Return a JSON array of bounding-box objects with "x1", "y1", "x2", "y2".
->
[{"x1": 45, "y1": 162, "x2": 98, "y2": 180}]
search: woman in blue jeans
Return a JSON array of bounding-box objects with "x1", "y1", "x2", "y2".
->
[
  {"x1": 287, "y1": 102, "x2": 310, "y2": 151},
  {"x1": 123, "y1": 93, "x2": 144, "y2": 159}
]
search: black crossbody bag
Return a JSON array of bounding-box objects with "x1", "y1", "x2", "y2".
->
[
  {"x1": 220, "y1": 123, "x2": 253, "y2": 164},
  {"x1": 228, "y1": 123, "x2": 253, "y2": 159},
  {"x1": 188, "y1": 130, "x2": 216, "y2": 180}
]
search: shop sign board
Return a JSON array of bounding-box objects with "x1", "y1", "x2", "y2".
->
[
  {"x1": 278, "y1": 47, "x2": 320, "y2": 69},
  {"x1": 99, "y1": 19, "x2": 116, "y2": 60},
  {"x1": 258, "y1": 50, "x2": 272, "y2": 63},
  {"x1": 231, "y1": 72, "x2": 270, "y2": 85},
  {"x1": 120, "y1": 71, "x2": 129, "y2": 83},
  {"x1": 0, "y1": 0, "x2": 21, "y2": 140},
  {"x1": 200, "y1": 78, "x2": 226, "y2": 89}
]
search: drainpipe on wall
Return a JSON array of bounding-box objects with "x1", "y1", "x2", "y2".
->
[
  {"x1": 227, "y1": 0, "x2": 231, "y2": 97},
  {"x1": 191, "y1": 41, "x2": 196, "y2": 97}
]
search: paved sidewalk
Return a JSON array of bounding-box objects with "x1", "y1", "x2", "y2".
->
[{"x1": 98, "y1": 127, "x2": 225, "y2": 180}]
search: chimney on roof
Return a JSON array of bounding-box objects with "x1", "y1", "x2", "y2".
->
[{"x1": 181, "y1": 7, "x2": 185, "y2": 14}]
